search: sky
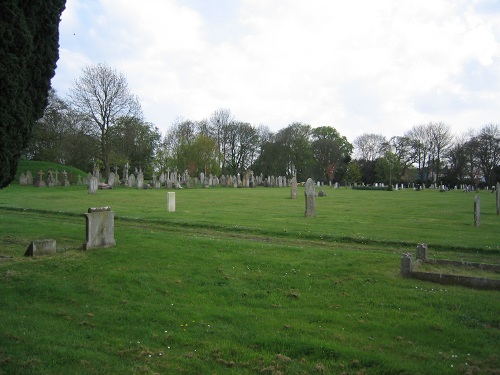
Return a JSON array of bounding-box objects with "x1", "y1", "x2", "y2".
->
[{"x1": 51, "y1": 0, "x2": 500, "y2": 142}]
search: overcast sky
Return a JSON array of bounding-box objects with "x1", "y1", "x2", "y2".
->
[{"x1": 51, "y1": 0, "x2": 500, "y2": 142}]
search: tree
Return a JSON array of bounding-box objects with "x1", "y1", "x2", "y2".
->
[
  {"x1": 224, "y1": 122, "x2": 259, "y2": 175},
  {"x1": 344, "y1": 160, "x2": 362, "y2": 185},
  {"x1": 108, "y1": 116, "x2": 162, "y2": 176},
  {"x1": 427, "y1": 122, "x2": 453, "y2": 184},
  {"x1": 354, "y1": 133, "x2": 387, "y2": 161},
  {"x1": 25, "y1": 89, "x2": 73, "y2": 162},
  {"x1": 69, "y1": 63, "x2": 141, "y2": 178},
  {"x1": 445, "y1": 135, "x2": 470, "y2": 187},
  {"x1": 275, "y1": 123, "x2": 314, "y2": 179},
  {"x1": 375, "y1": 151, "x2": 401, "y2": 185},
  {"x1": 473, "y1": 124, "x2": 500, "y2": 187},
  {"x1": 0, "y1": 0, "x2": 66, "y2": 187},
  {"x1": 311, "y1": 126, "x2": 353, "y2": 183}
]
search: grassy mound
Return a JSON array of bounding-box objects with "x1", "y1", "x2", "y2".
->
[{"x1": 15, "y1": 159, "x2": 88, "y2": 182}]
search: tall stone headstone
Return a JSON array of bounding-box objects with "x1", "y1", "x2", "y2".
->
[
  {"x1": 496, "y1": 182, "x2": 500, "y2": 216},
  {"x1": 290, "y1": 176, "x2": 298, "y2": 199},
  {"x1": 136, "y1": 171, "x2": 144, "y2": 189},
  {"x1": 26, "y1": 171, "x2": 33, "y2": 185},
  {"x1": 304, "y1": 178, "x2": 316, "y2": 218},
  {"x1": 19, "y1": 173, "x2": 27, "y2": 185},
  {"x1": 167, "y1": 192, "x2": 175, "y2": 212},
  {"x1": 400, "y1": 253, "x2": 414, "y2": 277},
  {"x1": 88, "y1": 176, "x2": 98, "y2": 194},
  {"x1": 83, "y1": 207, "x2": 116, "y2": 250},
  {"x1": 108, "y1": 172, "x2": 115, "y2": 187},
  {"x1": 416, "y1": 243, "x2": 427, "y2": 260},
  {"x1": 35, "y1": 170, "x2": 45, "y2": 187},
  {"x1": 474, "y1": 195, "x2": 480, "y2": 227},
  {"x1": 62, "y1": 170, "x2": 70, "y2": 186}
]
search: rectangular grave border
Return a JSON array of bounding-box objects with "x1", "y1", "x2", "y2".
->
[{"x1": 401, "y1": 244, "x2": 500, "y2": 290}]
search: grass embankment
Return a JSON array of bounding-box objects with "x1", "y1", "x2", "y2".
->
[
  {"x1": 15, "y1": 160, "x2": 89, "y2": 181},
  {"x1": 0, "y1": 182, "x2": 499, "y2": 374}
]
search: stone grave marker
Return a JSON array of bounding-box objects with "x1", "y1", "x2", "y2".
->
[
  {"x1": 62, "y1": 170, "x2": 70, "y2": 186},
  {"x1": 35, "y1": 170, "x2": 45, "y2": 187},
  {"x1": 136, "y1": 170, "x2": 144, "y2": 189},
  {"x1": 24, "y1": 239, "x2": 56, "y2": 256},
  {"x1": 83, "y1": 207, "x2": 116, "y2": 250},
  {"x1": 496, "y1": 182, "x2": 500, "y2": 216},
  {"x1": 108, "y1": 172, "x2": 115, "y2": 187},
  {"x1": 290, "y1": 176, "x2": 298, "y2": 199},
  {"x1": 19, "y1": 173, "x2": 27, "y2": 185},
  {"x1": 474, "y1": 195, "x2": 480, "y2": 227},
  {"x1": 304, "y1": 178, "x2": 316, "y2": 218},
  {"x1": 26, "y1": 171, "x2": 33, "y2": 185},
  {"x1": 167, "y1": 192, "x2": 175, "y2": 212},
  {"x1": 88, "y1": 176, "x2": 98, "y2": 194}
]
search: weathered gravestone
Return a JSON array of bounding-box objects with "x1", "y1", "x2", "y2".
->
[
  {"x1": 108, "y1": 172, "x2": 115, "y2": 187},
  {"x1": 83, "y1": 207, "x2": 116, "y2": 250},
  {"x1": 35, "y1": 170, "x2": 45, "y2": 187},
  {"x1": 474, "y1": 195, "x2": 480, "y2": 227},
  {"x1": 19, "y1": 173, "x2": 27, "y2": 185},
  {"x1": 400, "y1": 253, "x2": 414, "y2": 277},
  {"x1": 88, "y1": 176, "x2": 98, "y2": 194},
  {"x1": 167, "y1": 192, "x2": 175, "y2": 212},
  {"x1": 416, "y1": 243, "x2": 428, "y2": 260},
  {"x1": 62, "y1": 170, "x2": 70, "y2": 186},
  {"x1": 496, "y1": 182, "x2": 500, "y2": 216},
  {"x1": 26, "y1": 171, "x2": 33, "y2": 185},
  {"x1": 304, "y1": 178, "x2": 316, "y2": 218},
  {"x1": 136, "y1": 171, "x2": 144, "y2": 189},
  {"x1": 24, "y1": 239, "x2": 56, "y2": 256},
  {"x1": 290, "y1": 176, "x2": 298, "y2": 199}
]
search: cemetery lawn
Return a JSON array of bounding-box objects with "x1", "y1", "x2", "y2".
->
[{"x1": 0, "y1": 185, "x2": 499, "y2": 374}]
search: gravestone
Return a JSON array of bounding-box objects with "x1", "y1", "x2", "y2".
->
[
  {"x1": 108, "y1": 172, "x2": 115, "y2": 187},
  {"x1": 26, "y1": 171, "x2": 33, "y2": 185},
  {"x1": 136, "y1": 170, "x2": 144, "y2": 189},
  {"x1": 24, "y1": 239, "x2": 56, "y2": 256},
  {"x1": 474, "y1": 195, "x2": 480, "y2": 227},
  {"x1": 290, "y1": 176, "x2": 297, "y2": 199},
  {"x1": 88, "y1": 176, "x2": 98, "y2": 194},
  {"x1": 19, "y1": 173, "x2": 27, "y2": 185},
  {"x1": 77, "y1": 175, "x2": 83, "y2": 185},
  {"x1": 496, "y1": 182, "x2": 500, "y2": 216},
  {"x1": 62, "y1": 170, "x2": 70, "y2": 186},
  {"x1": 35, "y1": 170, "x2": 45, "y2": 187},
  {"x1": 400, "y1": 253, "x2": 414, "y2": 277},
  {"x1": 416, "y1": 243, "x2": 427, "y2": 260},
  {"x1": 304, "y1": 178, "x2": 316, "y2": 218},
  {"x1": 167, "y1": 192, "x2": 175, "y2": 212},
  {"x1": 83, "y1": 207, "x2": 116, "y2": 250}
]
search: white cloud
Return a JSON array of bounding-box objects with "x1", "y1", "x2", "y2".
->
[{"x1": 52, "y1": 0, "x2": 500, "y2": 142}]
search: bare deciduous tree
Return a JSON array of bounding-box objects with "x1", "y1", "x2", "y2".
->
[
  {"x1": 69, "y1": 62, "x2": 141, "y2": 177},
  {"x1": 354, "y1": 133, "x2": 387, "y2": 161}
]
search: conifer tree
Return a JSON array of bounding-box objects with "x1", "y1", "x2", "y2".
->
[{"x1": 0, "y1": 0, "x2": 66, "y2": 188}]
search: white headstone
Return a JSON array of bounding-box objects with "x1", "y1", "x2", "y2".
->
[{"x1": 167, "y1": 192, "x2": 175, "y2": 212}]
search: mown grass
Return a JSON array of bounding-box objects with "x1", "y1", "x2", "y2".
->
[{"x1": 0, "y1": 183, "x2": 499, "y2": 374}]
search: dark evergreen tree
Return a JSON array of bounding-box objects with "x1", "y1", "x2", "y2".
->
[{"x1": 0, "y1": 0, "x2": 66, "y2": 188}]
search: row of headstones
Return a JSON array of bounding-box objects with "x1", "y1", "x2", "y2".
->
[{"x1": 20, "y1": 170, "x2": 75, "y2": 187}]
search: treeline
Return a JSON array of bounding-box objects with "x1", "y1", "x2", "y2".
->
[
  {"x1": 25, "y1": 63, "x2": 499, "y2": 187},
  {"x1": 353, "y1": 123, "x2": 500, "y2": 188}
]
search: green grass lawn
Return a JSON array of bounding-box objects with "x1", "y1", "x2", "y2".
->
[{"x1": 0, "y1": 183, "x2": 499, "y2": 374}]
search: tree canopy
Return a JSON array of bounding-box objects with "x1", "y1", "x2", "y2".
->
[{"x1": 0, "y1": 0, "x2": 66, "y2": 188}]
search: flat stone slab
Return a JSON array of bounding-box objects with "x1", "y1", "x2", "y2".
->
[{"x1": 25, "y1": 239, "x2": 56, "y2": 256}]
